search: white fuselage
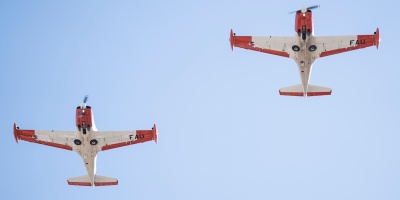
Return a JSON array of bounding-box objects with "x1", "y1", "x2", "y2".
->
[
  {"x1": 72, "y1": 112, "x2": 98, "y2": 186},
  {"x1": 291, "y1": 34, "x2": 317, "y2": 94}
]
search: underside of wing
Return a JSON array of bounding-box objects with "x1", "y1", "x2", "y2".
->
[
  {"x1": 95, "y1": 124, "x2": 158, "y2": 151},
  {"x1": 230, "y1": 29, "x2": 294, "y2": 58},
  {"x1": 315, "y1": 28, "x2": 380, "y2": 57},
  {"x1": 14, "y1": 123, "x2": 75, "y2": 151}
]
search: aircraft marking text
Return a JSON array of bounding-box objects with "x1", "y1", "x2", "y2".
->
[{"x1": 350, "y1": 39, "x2": 365, "y2": 45}]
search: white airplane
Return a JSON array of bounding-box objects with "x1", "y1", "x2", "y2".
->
[
  {"x1": 13, "y1": 96, "x2": 158, "y2": 187},
  {"x1": 230, "y1": 5, "x2": 380, "y2": 97}
]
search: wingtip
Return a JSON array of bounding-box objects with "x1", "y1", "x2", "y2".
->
[
  {"x1": 153, "y1": 124, "x2": 158, "y2": 144},
  {"x1": 230, "y1": 29, "x2": 234, "y2": 51},
  {"x1": 13, "y1": 123, "x2": 19, "y2": 144},
  {"x1": 375, "y1": 28, "x2": 380, "y2": 49}
]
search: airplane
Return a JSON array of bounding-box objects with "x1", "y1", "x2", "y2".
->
[
  {"x1": 13, "y1": 96, "x2": 158, "y2": 187},
  {"x1": 230, "y1": 5, "x2": 380, "y2": 97}
]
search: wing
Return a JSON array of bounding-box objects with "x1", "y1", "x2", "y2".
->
[
  {"x1": 315, "y1": 28, "x2": 380, "y2": 58},
  {"x1": 95, "y1": 124, "x2": 158, "y2": 151},
  {"x1": 230, "y1": 29, "x2": 295, "y2": 58},
  {"x1": 13, "y1": 123, "x2": 75, "y2": 151}
]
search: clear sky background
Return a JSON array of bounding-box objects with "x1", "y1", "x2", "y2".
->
[{"x1": 1, "y1": 0, "x2": 399, "y2": 199}]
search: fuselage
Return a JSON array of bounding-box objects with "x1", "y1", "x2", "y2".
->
[
  {"x1": 74, "y1": 106, "x2": 98, "y2": 187},
  {"x1": 291, "y1": 9, "x2": 317, "y2": 95}
]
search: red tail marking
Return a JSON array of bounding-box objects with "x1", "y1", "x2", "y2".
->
[
  {"x1": 95, "y1": 180, "x2": 118, "y2": 186},
  {"x1": 279, "y1": 91, "x2": 332, "y2": 96},
  {"x1": 68, "y1": 181, "x2": 91, "y2": 186}
]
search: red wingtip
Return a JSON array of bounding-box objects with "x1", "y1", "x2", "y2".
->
[
  {"x1": 13, "y1": 123, "x2": 19, "y2": 143},
  {"x1": 375, "y1": 28, "x2": 380, "y2": 49},
  {"x1": 153, "y1": 124, "x2": 158, "y2": 144},
  {"x1": 230, "y1": 29, "x2": 234, "y2": 51}
]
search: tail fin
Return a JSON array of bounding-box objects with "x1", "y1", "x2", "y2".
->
[
  {"x1": 279, "y1": 84, "x2": 332, "y2": 97},
  {"x1": 67, "y1": 175, "x2": 118, "y2": 187}
]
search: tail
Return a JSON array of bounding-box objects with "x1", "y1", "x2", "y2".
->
[
  {"x1": 67, "y1": 175, "x2": 118, "y2": 187},
  {"x1": 279, "y1": 84, "x2": 332, "y2": 97}
]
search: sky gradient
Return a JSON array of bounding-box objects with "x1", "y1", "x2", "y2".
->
[{"x1": 1, "y1": 1, "x2": 399, "y2": 199}]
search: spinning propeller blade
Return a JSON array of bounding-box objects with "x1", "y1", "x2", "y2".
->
[
  {"x1": 288, "y1": 5, "x2": 320, "y2": 14},
  {"x1": 307, "y1": 5, "x2": 320, "y2": 10},
  {"x1": 83, "y1": 95, "x2": 88, "y2": 104},
  {"x1": 79, "y1": 95, "x2": 89, "y2": 117}
]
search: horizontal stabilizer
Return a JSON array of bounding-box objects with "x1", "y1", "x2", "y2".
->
[
  {"x1": 279, "y1": 84, "x2": 332, "y2": 97},
  {"x1": 67, "y1": 175, "x2": 118, "y2": 187}
]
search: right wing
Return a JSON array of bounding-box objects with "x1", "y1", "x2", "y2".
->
[
  {"x1": 13, "y1": 123, "x2": 75, "y2": 151},
  {"x1": 230, "y1": 29, "x2": 294, "y2": 58},
  {"x1": 95, "y1": 124, "x2": 158, "y2": 151},
  {"x1": 315, "y1": 28, "x2": 380, "y2": 57}
]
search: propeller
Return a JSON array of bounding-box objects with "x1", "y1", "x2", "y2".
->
[
  {"x1": 307, "y1": 5, "x2": 320, "y2": 10},
  {"x1": 79, "y1": 95, "x2": 89, "y2": 117},
  {"x1": 83, "y1": 95, "x2": 88, "y2": 104},
  {"x1": 288, "y1": 5, "x2": 320, "y2": 14}
]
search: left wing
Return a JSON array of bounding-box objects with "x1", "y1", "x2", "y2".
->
[
  {"x1": 13, "y1": 123, "x2": 75, "y2": 151},
  {"x1": 315, "y1": 28, "x2": 380, "y2": 58},
  {"x1": 230, "y1": 29, "x2": 295, "y2": 58},
  {"x1": 95, "y1": 124, "x2": 158, "y2": 151}
]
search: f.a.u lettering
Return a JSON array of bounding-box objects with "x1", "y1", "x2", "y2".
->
[
  {"x1": 350, "y1": 39, "x2": 366, "y2": 45},
  {"x1": 129, "y1": 134, "x2": 145, "y2": 140}
]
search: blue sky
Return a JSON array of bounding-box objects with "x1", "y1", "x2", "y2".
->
[{"x1": 1, "y1": 0, "x2": 399, "y2": 199}]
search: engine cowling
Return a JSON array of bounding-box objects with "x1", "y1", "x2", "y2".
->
[{"x1": 294, "y1": 11, "x2": 313, "y2": 34}]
